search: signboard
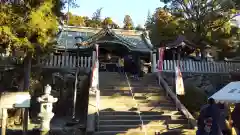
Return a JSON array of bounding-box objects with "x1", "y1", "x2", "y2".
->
[{"x1": 0, "y1": 92, "x2": 31, "y2": 109}]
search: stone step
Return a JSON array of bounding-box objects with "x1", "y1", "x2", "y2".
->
[
  {"x1": 94, "y1": 131, "x2": 160, "y2": 135},
  {"x1": 168, "y1": 123, "x2": 192, "y2": 130},
  {"x1": 98, "y1": 115, "x2": 171, "y2": 121},
  {"x1": 101, "y1": 83, "x2": 159, "y2": 88},
  {"x1": 99, "y1": 120, "x2": 165, "y2": 125},
  {"x1": 100, "y1": 103, "x2": 176, "y2": 112},
  {"x1": 97, "y1": 101, "x2": 175, "y2": 108},
  {"x1": 137, "y1": 101, "x2": 175, "y2": 108},
  {"x1": 96, "y1": 96, "x2": 172, "y2": 104},
  {"x1": 97, "y1": 124, "x2": 192, "y2": 133},
  {"x1": 103, "y1": 86, "x2": 163, "y2": 92},
  {"x1": 98, "y1": 119, "x2": 189, "y2": 125},
  {"x1": 98, "y1": 124, "x2": 167, "y2": 132},
  {"x1": 99, "y1": 90, "x2": 165, "y2": 97},
  {"x1": 137, "y1": 98, "x2": 173, "y2": 104},
  {"x1": 167, "y1": 119, "x2": 189, "y2": 125},
  {"x1": 98, "y1": 106, "x2": 176, "y2": 112},
  {"x1": 97, "y1": 124, "x2": 191, "y2": 132},
  {"x1": 94, "y1": 129, "x2": 196, "y2": 135},
  {"x1": 99, "y1": 111, "x2": 166, "y2": 116},
  {"x1": 98, "y1": 111, "x2": 185, "y2": 119},
  {"x1": 89, "y1": 96, "x2": 172, "y2": 107}
]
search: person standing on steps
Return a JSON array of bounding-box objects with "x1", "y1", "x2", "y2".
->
[
  {"x1": 131, "y1": 59, "x2": 139, "y2": 80},
  {"x1": 118, "y1": 56, "x2": 124, "y2": 74},
  {"x1": 197, "y1": 98, "x2": 221, "y2": 135}
]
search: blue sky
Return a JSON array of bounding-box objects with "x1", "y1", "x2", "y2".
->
[{"x1": 64, "y1": 0, "x2": 164, "y2": 27}]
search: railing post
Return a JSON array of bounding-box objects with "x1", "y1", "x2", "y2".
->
[
  {"x1": 151, "y1": 50, "x2": 157, "y2": 73},
  {"x1": 92, "y1": 51, "x2": 96, "y2": 67},
  {"x1": 72, "y1": 68, "x2": 79, "y2": 120}
]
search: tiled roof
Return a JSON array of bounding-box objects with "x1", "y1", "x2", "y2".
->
[
  {"x1": 117, "y1": 34, "x2": 150, "y2": 52},
  {"x1": 57, "y1": 31, "x2": 95, "y2": 49},
  {"x1": 165, "y1": 35, "x2": 197, "y2": 49},
  {"x1": 56, "y1": 27, "x2": 152, "y2": 52}
]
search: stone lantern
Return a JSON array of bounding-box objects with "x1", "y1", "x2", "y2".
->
[
  {"x1": 37, "y1": 84, "x2": 58, "y2": 132},
  {"x1": 205, "y1": 45, "x2": 213, "y2": 61}
]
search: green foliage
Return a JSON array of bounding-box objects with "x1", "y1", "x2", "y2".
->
[
  {"x1": 145, "y1": 8, "x2": 182, "y2": 46},
  {"x1": 102, "y1": 17, "x2": 113, "y2": 27},
  {"x1": 63, "y1": 11, "x2": 120, "y2": 29},
  {"x1": 145, "y1": 0, "x2": 240, "y2": 57},
  {"x1": 90, "y1": 8, "x2": 103, "y2": 28},
  {"x1": 0, "y1": 0, "x2": 59, "y2": 52},
  {"x1": 135, "y1": 24, "x2": 144, "y2": 31},
  {"x1": 159, "y1": 0, "x2": 240, "y2": 47},
  {"x1": 123, "y1": 15, "x2": 134, "y2": 30},
  {"x1": 61, "y1": 0, "x2": 79, "y2": 8},
  {"x1": 145, "y1": 10, "x2": 154, "y2": 30},
  {"x1": 67, "y1": 12, "x2": 85, "y2": 26},
  {"x1": 178, "y1": 84, "x2": 208, "y2": 118},
  {"x1": 101, "y1": 17, "x2": 120, "y2": 29}
]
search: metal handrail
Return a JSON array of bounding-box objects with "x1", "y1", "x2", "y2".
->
[
  {"x1": 125, "y1": 73, "x2": 147, "y2": 135},
  {"x1": 72, "y1": 67, "x2": 79, "y2": 120}
]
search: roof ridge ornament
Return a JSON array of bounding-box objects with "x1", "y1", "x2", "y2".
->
[
  {"x1": 107, "y1": 24, "x2": 112, "y2": 29},
  {"x1": 142, "y1": 30, "x2": 153, "y2": 49},
  {"x1": 143, "y1": 30, "x2": 150, "y2": 40}
]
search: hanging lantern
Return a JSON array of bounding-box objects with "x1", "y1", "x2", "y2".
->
[
  {"x1": 75, "y1": 36, "x2": 83, "y2": 46},
  {"x1": 205, "y1": 45, "x2": 212, "y2": 57},
  {"x1": 106, "y1": 53, "x2": 111, "y2": 60}
]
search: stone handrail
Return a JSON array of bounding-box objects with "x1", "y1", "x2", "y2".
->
[
  {"x1": 86, "y1": 52, "x2": 99, "y2": 134},
  {"x1": 158, "y1": 74, "x2": 197, "y2": 129}
]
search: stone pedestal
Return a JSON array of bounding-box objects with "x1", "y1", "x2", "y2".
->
[{"x1": 38, "y1": 110, "x2": 54, "y2": 131}]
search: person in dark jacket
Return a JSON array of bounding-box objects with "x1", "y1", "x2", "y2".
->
[
  {"x1": 218, "y1": 103, "x2": 231, "y2": 135},
  {"x1": 130, "y1": 60, "x2": 139, "y2": 80},
  {"x1": 197, "y1": 98, "x2": 221, "y2": 135},
  {"x1": 123, "y1": 55, "x2": 130, "y2": 75}
]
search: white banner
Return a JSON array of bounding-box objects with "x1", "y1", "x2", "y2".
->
[
  {"x1": 175, "y1": 66, "x2": 185, "y2": 95},
  {"x1": 158, "y1": 47, "x2": 165, "y2": 71},
  {"x1": 91, "y1": 60, "x2": 99, "y2": 88},
  {"x1": 91, "y1": 44, "x2": 99, "y2": 89}
]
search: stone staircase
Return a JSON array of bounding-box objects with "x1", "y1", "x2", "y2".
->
[{"x1": 92, "y1": 72, "x2": 195, "y2": 135}]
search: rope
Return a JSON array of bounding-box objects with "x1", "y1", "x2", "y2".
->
[{"x1": 124, "y1": 73, "x2": 147, "y2": 135}]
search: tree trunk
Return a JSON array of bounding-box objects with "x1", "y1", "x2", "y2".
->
[
  {"x1": 13, "y1": 52, "x2": 32, "y2": 131},
  {"x1": 23, "y1": 51, "x2": 32, "y2": 91},
  {"x1": 22, "y1": 51, "x2": 32, "y2": 134}
]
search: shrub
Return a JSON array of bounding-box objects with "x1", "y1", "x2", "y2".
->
[{"x1": 178, "y1": 84, "x2": 208, "y2": 118}]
